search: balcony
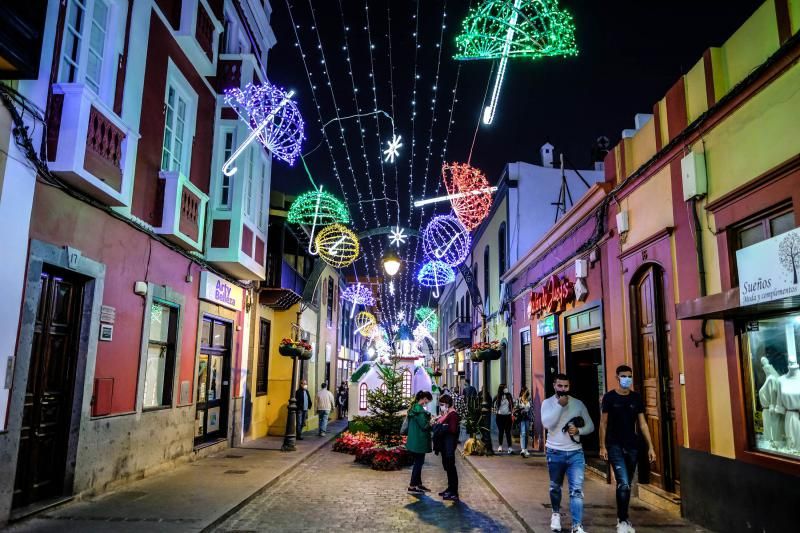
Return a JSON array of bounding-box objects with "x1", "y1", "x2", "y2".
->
[
  {"x1": 260, "y1": 255, "x2": 305, "y2": 310},
  {"x1": 154, "y1": 171, "x2": 209, "y2": 251},
  {"x1": 215, "y1": 53, "x2": 266, "y2": 95},
  {"x1": 448, "y1": 320, "x2": 472, "y2": 349},
  {"x1": 46, "y1": 83, "x2": 138, "y2": 206},
  {"x1": 174, "y1": 0, "x2": 223, "y2": 76}
]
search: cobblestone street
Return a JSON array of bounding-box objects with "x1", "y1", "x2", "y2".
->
[{"x1": 211, "y1": 444, "x2": 527, "y2": 533}]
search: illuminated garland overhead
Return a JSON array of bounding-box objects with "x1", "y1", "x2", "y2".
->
[
  {"x1": 224, "y1": 83, "x2": 305, "y2": 166},
  {"x1": 417, "y1": 260, "x2": 456, "y2": 298},
  {"x1": 454, "y1": 0, "x2": 578, "y2": 124},
  {"x1": 414, "y1": 306, "x2": 439, "y2": 333},
  {"x1": 341, "y1": 283, "x2": 376, "y2": 318},
  {"x1": 422, "y1": 214, "x2": 471, "y2": 267},
  {"x1": 442, "y1": 162, "x2": 493, "y2": 230},
  {"x1": 315, "y1": 224, "x2": 360, "y2": 269}
]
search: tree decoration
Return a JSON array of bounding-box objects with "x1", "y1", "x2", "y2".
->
[
  {"x1": 442, "y1": 162, "x2": 493, "y2": 230},
  {"x1": 223, "y1": 83, "x2": 305, "y2": 168},
  {"x1": 454, "y1": 0, "x2": 578, "y2": 124},
  {"x1": 340, "y1": 283, "x2": 376, "y2": 318},
  {"x1": 316, "y1": 224, "x2": 360, "y2": 269},
  {"x1": 417, "y1": 260, "x2": 456, "y2": 298},
  {"x1": 414, "y1": 307, "x2": 439, "y2": 333},
  {"x1": 355, "y1": 311, "x2": 378, "y2": 336},
  {"x1": 422, "y1": 214, "x2": 471, "y2": 267}
]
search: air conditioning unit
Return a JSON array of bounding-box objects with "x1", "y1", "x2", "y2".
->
[{"x1": 681, "y1": 151, "x2": 707, "y2": 201}]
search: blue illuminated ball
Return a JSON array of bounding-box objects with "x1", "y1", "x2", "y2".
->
[{"x1": 422, "y1": 214, "x2": 471, "y2": 266}]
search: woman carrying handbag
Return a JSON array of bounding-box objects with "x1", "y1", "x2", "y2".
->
[{"x1": 516, "y1": 386, "x2": 533, "y2": 458}]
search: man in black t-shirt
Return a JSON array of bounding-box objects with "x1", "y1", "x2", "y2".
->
[{"x1": 599, "y1": 365, "x2": 657, "y2": 533}]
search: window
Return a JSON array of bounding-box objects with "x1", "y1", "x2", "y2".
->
[
  {"x1": 143, "y1": 301, "x2": 178, "y2": 408},
  {"x1": 466, "y1": 293, "x2": 471, "y2": 322},
  {"x1": 483, "y1": 245, "x2": 491, "y2": 311},
  {"x1": 326, "y1": 277, "x2": 334, "y2": 327},
  {"x1": 244, "y1": 146, "x2": 255, "y2": 217},
  {"x1": 256, "y1": 319, "x2": 270, "y2": 395},
  {"x1": 161, "y1": 84, "x2": 189, "y2": 173},
  {"x1": 359, "y1": 383, "x2": 368, "y2": 410},
  {"x1": 402, "y1": 369, "x2": 412, "y2": 397},
  {"x1": 218, "y1": 130, "x2": 235, "y2": 209},
  {"x1": 734, "y1": 206, "x2": 794, "y2": 285},
  {"x1": 258, "y1": 157, "x2": 268, "y2": 231},
  {"x1": 498, "y1": 223, "x2": 507, "y2": 276},
  {"x1": 59, "y1": 0, "x2": 110, "y2": 95},
  {"x1": 741, "y1": 312, "x2": 800, "y2": 460}
]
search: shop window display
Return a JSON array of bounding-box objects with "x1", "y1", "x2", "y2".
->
[{"x1": 743, "y1": 313, "x2": 800, "y2": 458}]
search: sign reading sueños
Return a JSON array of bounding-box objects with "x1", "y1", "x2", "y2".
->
[
  {"x1": 736, "y1": 226, "x2": 800, "y2": 306},
  {"x1": 528, "y1": 275, "x2": 575, "y2": 318}
]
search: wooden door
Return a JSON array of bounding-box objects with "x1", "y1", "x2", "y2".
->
[
  {"x1": 14, "y1": 267, "x2": 84, "y2": 508},
  {"x1": 632, "y1": 266, "x2": 676, "y2": 491}
]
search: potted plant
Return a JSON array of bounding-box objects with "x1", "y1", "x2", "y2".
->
[
  {"x1": 470, "y1": 340, "x2": 501, "y2": 361},
  {"x1": 279, "y1": 338, "x2": 313, "y2": 359}
]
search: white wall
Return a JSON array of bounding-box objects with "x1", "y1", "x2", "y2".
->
[{"x1": 507, "y1": 161, "x2": 604, "y2": 268}]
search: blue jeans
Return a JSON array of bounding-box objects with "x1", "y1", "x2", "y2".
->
[
  {"x1": 546, "y1": 448, "x2": 585, "y2": 526},
  {"x1": 318, "y1": 410, "x2": 330, "y2": 434},
  {"x1": 519, "y1": 419, "x2": 530, "y2": 450},
  {"x1": 296, "y1": 409, "x2": 308, "y2": 436},
  {"x1": 607, "y1": 445, "x2": 638, "y2": 521}
]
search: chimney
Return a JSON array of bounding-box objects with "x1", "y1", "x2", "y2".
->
[{"x1": 540, "y1": 142, "x2": 554, "y2": 168}]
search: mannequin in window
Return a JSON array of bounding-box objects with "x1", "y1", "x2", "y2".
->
[
  {"x1": 759, "y1": 356, "x2": 784, "y2": 443},
  {"x1": 776, "y1": 352, "x2": 800, "y2": 451}
]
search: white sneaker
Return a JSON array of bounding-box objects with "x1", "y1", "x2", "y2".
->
[
  {"x1": 507, "y1": 448, "x2": 513, "y2": 455},
  {"x1": 522, "y1": 450, "x2": 530, "y2": 458},
  {"x1": 550, "y1": 512, "x2": 561, "y2": 531},
  {"x1": 497, "y1": 446, "x2": 503, "y2": 453},
  {"x1": 616, "y1": 520, "x2": 635, "y2": 533},
  {"x1": 572, "y1": 526, "x2": 587, "y2": 533}
]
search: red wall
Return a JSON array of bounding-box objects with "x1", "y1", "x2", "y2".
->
[{"x1": 29, "y1": 185, "x2": 201, "y2": 414}]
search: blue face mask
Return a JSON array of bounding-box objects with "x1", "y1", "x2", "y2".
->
[{"x1": 619, "y1": 376, "x2": 633, "y2": 389}]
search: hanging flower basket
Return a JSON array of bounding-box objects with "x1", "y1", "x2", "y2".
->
[
  {"x1": 471, "y1": 341, "x2": 501, "y2": 361},
  {"x1": 279, "y1": 338, "x2": 313, "y2": 359}
]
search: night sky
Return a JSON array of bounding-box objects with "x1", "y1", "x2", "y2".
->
[{"x1": 267, "y1": 0, "x2": 763, "y2": 321}]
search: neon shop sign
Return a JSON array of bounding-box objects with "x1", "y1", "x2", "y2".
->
[{"x1": 529, "y1": 275, "x2": 575, "y2": 318}]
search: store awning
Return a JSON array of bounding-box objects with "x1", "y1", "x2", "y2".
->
[{"x1": 676, "y1": 287, "x2": 800, "y2": 320}]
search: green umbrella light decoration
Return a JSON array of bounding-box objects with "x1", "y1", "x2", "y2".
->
[
  {"x1": 455, "y1": 0, "x2": 578, "y2": 124},
  {"x1": 287, "y1": 186, "x2": 351, "y2": 254}
]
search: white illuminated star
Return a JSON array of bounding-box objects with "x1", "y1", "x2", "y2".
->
[
  {"x1": 397, "y1": 311, "x2": 405, "y2": 321},
  {"x1": 383, "y1": 134, "x2": 403, "y2": 162},
  {"x1": 389, "y1": 225, "x2": 407, "y2": 247},
  {"x1": 388, "y1": 280, "x2": 395, "y2": 295}
]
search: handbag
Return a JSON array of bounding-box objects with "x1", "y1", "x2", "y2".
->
[{"x1": 400, "y1": 415, "x2": 409, "y2": 436}]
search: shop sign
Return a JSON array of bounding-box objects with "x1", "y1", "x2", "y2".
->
[
  {"x1": 529, "y1": 275, "x2": 575, "y2": 318},
  {"x1": 199, "y1": 271, "x2": 244, "y2": 311},
  {"x1": 536, "y1": 314, "x2": 557, "y2": 337},
  {"x1": 736, "y1": 227, "x2": 800, "y2": 306}
]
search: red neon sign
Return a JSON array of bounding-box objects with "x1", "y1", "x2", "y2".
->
[{"x1": 529, "y1": 275, "x2": 575, "y2": 318}]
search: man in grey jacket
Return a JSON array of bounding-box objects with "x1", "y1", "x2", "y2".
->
[{"x1": 540, "y1": 373, "x2": 595, "y2": 533}]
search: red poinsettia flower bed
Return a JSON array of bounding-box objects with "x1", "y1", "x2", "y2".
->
[{"x1": 333, "y1": 432, "x2": 412, "y2": 471}]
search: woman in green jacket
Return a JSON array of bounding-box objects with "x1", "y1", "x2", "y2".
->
[{"x1": 407, "y1": 390, "x2": 433, "y2": 494}]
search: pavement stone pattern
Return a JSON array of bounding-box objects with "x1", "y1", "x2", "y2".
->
[{"x1": 211, "y1": 444, "x2": 528, "y2": 533}]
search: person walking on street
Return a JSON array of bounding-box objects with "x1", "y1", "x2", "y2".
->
[
  {"x1": 406, "y1": 390, "x2": 433, "y2": 495},
  {"x1": 463, "y1": 379, "x2": 477, "y2": 399},
  {"x1": 315, "y1": 383, "x2": 336, "y2": 436},
  {"x1": 435, "y1": 394, "x2": 460, "y2": 501},
  {"x1": 599, "y1": 365, "x2": 657, "y2": 533},
  {"x1": 516, "y1": 386, "x2": 533, "y2": 458},
  {"x1": 295, "y1": 379, "x2": 312, "y2": 440},
  {"x1": 494, "y1": 384, "x2": 514, "y2": 454},
  {"x1": 337, "y1": 381, "x2": 348, "y2": 419},
  {"x1": 541, "y1": 373, "x2": 595, "y2": 533}
]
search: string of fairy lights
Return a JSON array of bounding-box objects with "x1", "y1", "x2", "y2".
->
[{"x1": 246, "y1": 0, "x2": 580, "y2": 355}]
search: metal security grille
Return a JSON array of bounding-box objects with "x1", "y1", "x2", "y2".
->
[{"x1": 570, "y1": 329, "x2": 601, "y2": 352}]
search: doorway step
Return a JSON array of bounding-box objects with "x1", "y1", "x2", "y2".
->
[{"x1": 637, "y1": 483, "x2": 681, "y2": 516}]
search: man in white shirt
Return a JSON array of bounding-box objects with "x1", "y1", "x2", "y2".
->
[
  {"x1": 315, "y1": 382, "x2": 336, "y2": 436},
  {"x1": 540, "y1": 373, "x2": 595, "y2": 533}
]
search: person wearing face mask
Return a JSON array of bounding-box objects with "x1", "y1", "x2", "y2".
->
[
  {"x1": 541, "y1": 373, "x2": 594, "y2": 533},
  {"x1": 493, "y1": 384, "x2": 514, "y2": 454},
  {"x1": 294, "y1": 379, "x2": 312, "y2": 440},
  {"x1": 599, "y1": 365, "x2": 656, "y2": 533}
]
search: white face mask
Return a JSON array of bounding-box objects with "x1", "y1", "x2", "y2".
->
[{"x1": 619, "y1": 377, "x2": 633, "y2": 389}]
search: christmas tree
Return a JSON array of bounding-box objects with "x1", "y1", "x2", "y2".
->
[{"x1": 365, "y1": 358, "x2": 410, "y2": 446}]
